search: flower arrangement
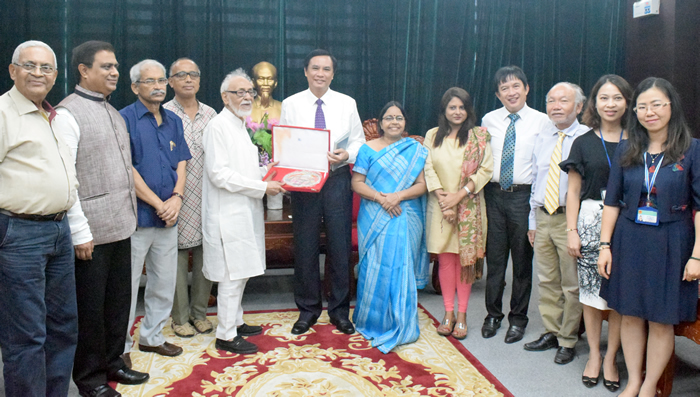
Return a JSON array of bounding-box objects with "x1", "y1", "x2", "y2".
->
[{"x1": 246, "y1": 113, "x2": 278, "y2": 167}]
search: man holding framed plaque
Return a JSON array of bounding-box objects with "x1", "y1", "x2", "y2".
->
[{"x1": 279, "y1": 49, "x2": 365, "y2": 335}]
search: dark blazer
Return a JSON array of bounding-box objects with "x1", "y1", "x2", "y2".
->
[{"x1": 605, "y1": 138, "x2": 700, "y2": 223}]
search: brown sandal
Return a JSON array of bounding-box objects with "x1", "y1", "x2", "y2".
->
[
  {"x1": 437, "y1": 317, "x2": 455, "y2": 336},
  {"x1": 452, "y1": 322, "x2": 468, "y2": 340}
]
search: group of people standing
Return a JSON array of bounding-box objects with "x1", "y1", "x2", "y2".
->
[
  {"x1": 0, "y1": 37, "x2": 698, "y2": 397},
  {"x1": 0, "y1": 41, "x2": 358, "y2": 397},
  {"x1": 350, "y1": 66, "x2": 700, "y2": 397}
]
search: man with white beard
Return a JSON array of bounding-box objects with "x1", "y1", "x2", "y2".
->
[{"x1": 201, "y1": 69, "x2": 285, "y2": 354}]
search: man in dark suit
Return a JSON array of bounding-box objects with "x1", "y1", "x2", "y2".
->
[{"x1": 279, "y1": 49, "x2": 365, "y2": 335}]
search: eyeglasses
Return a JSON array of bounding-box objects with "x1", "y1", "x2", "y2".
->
[
  {"x1": 13, "y1": 62, "x2": 55, "y2": 75},
  {"x1": 382, "y1": 115, "x2": 405, "y2": 122},
  {"x1": 226, "y1": 89, "x2": 257, "y2": 98},
  {"x1": 136, "y1": 78, "x2": 168, "y2": 86},
  {"x1": 171, "y1": 71, "x2": 200, "y2": 80},
  {"x1": 634, "y1": 102, "x2": 670, "y2": 114}
]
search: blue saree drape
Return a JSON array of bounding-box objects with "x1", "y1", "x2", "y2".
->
[{"x1": 351, "y1": 137, "x2": 429, "y2": 353}]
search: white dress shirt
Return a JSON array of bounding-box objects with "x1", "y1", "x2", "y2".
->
[
  {"x1": 529, "y1": 119, "x2": 589, "y2": 229},
  {"x1": 482, "y1": 104, "x2": 551, "y2": 184},
  {"x1": 279, "y1": 88, "x2": 365, "y2": 165},
  {"x1": 53, "y1": 108, "x2": 93, "y2": 245}
]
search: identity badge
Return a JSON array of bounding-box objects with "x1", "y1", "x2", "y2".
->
[{"x1": 635, "y1": 205, "x2": 659, "y2": 226}]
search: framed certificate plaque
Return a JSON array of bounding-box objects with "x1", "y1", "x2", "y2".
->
[{"x1": 262, "y1": 125, "x2": 330, "y2": 192}]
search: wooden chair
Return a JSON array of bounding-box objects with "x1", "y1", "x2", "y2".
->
[{"x1": 656, "y1": 295, "x2": 700, "y2": 396}]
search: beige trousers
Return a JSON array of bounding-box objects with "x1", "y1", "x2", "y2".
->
[{"x1": 534, "y1": 210, "x2": 582, "y2": 348}]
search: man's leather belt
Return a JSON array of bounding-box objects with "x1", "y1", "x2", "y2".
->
[
  {"x1": 0, "y1": 209, "x2": 67, "y2": 222},
  {"x1": 488, "y1": 182, "x2": 531, "y2": 192},
  {"x1": 540, "y1": 206, "x2": 566, "y2": 215}
]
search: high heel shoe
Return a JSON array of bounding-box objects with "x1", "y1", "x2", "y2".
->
[
  {"x1": 581, "y1": 373, "x2": 599, "y2": 388},
  {"x1": 602, "y1": 364, "x2": 620, "y2": 392},
  {"x1": 581, "y1": 358, "x2": 600, "y2": 388},
  {"x1": 602, "y1": 376, "x2": 620, "y2": 392},
  {"x1": 437, "y1": 316, "x2": 455, "y2": 336}
]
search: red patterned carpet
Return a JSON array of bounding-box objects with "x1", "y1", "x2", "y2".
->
[{"x1": 118, "y1": 305, "x2": 512, "y2": 396}]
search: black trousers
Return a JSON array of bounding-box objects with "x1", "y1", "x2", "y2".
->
[
  {"x1": 72, "y1": 238, "x2": 132, "y2": 391},
  {"x1": 483, "y1": 183, "x2": 533, "y2": 327},
  {"x1": 291, "y1": 167, "x2": 352, "y2": 321}
]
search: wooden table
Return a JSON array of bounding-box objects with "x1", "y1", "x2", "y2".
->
[
  {"x1": 263, "y1": 195, "x2": 355, "y2": 298},
  {"x1": 263, "y1": 195, "x2": 326, "y2": 269}
]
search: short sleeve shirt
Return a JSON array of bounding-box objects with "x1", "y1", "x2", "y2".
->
[
  {"x1": 120, "y1": 100, "x2": 191, "y2": 227},
  {"x1": 560, "y1": 129, "x2": 621, "y2": 201}
]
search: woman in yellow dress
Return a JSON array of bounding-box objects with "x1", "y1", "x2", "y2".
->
[{"x1": 424, "y1": 87, "x2": 493, "y2": 339}]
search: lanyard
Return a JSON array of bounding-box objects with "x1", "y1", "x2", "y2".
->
[
  {"x1": 644, "y1": 152, "x2": 664, "y2": 203},
  {"x1": 599, "y1": 129, "x2": 624, "y2": 168}
]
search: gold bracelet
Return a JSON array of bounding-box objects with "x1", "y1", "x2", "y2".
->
[
  {"x1": 565, "y1": 228, "x2": 577, "y2": 232},
  {"x1": 373, "y1": 191, "x2": 380, "y2": 202},
  {"x1": 599, "y1": 246, "x2": 610, "y2": 251}
]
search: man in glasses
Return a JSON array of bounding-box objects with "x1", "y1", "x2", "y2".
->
[
  {"x1": 0, "y1": 40, "x2": 79, "y2": 396},
  {"x1": 280, "y1": 49, "x2": 365, "y2": 336},
  {"x1": 163, "y1": 58, "x2": 217, "y2": 339},
  {"x1": 53, "y1": 40, "x2": 148, "y2": 397},
  {"x1": 202, "y1": 69, "x2": 285, "y2": 354},
  {"x1": 119, "y1": 59, "x2": 191, "y2": 360}
]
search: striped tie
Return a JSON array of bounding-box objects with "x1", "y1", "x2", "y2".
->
[
  {"x1": 314, "y1": 98, "x2": 326, "y2": 129},
  {"x1": 544, "y1": 131, "x2": 565, "y2": 214},
  {"x1": 499, "y1": 113, "x2": 520, "y2": 189}
]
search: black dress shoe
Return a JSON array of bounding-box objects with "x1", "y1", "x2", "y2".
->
[
  {"x1": 523, "y1": 332, "x2": 559, "y2": 351},
  {"x1": 330, "y1": 317, "x2": 355, "y2": 334},
  {"x1": 79, "y1": 384, "x2": 121, "y2": 397},
  {"x1": 237, "y1": 323, "x2": 263, "y2": 336},
  {"x1": 216, "y1": 336, "x2": 258, "y2": 354},
  {"x1": 504, "y1": 325, "x2": 525, "y2": 344},
  {"x1": 554, "y1": 346, "x2": 576, "y2": 364},
  {"x1": 481, "y1": 317, "x2": 501, "y2": 339},
  {"x1": 291, "y1": 316, "x2": 318, "y2": 335},
  {"x1": 107, "y1": 367, "x2": 150, "y2": 385}
]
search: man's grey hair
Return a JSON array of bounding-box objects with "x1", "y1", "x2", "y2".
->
[
  {"x1": 220, "y1": 68, "x2": 253, "y2": 94},
  {"x1": 12, "y1": 40, "x2": 57, "y2": 67},
  {"x1": 547, "y1": 82, "x2": 586, "y2": 106},
  {"x1": 130, "y1": 59, "x2": 166, "y2": 84},
  {"x1": 169, "y1": 58, "x2": 199, "y2": 77}
]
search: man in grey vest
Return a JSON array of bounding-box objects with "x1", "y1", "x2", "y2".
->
[{"x1": 54, "y1": 41, "x2": 149, "y2": 397}]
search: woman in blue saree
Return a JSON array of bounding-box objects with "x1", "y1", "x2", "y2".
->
[{"x1": 351, "y1": 101, "x2": 429, "y2": 353}]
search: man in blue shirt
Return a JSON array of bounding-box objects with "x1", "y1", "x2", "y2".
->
[{"x1": 120, "y1": 59, "x2": 191, "y2": 359}]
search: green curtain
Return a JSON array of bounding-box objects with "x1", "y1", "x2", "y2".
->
[{"x1": 1, "y1": 0, "x2": 625, "y2": 135}]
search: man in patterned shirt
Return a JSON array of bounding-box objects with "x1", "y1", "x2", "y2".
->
[{"x1": 164, "y1": 58, "x2": 217, "y2": 337}]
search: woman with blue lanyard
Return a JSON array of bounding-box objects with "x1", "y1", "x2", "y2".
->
[
  {"x1": 598, "y1": 77, "x2": 700, "y2": 397},
  {"x1": 560, "y1": 74, "x2": 632, "y2": 391}
]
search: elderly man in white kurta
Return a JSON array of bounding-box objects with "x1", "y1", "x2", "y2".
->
[{"x1": 202, "y1": 68, "x2": 285, "y2": 354}]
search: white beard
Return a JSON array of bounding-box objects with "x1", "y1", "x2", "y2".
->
[{"x1": 230, "y1": 103, "x2": 252, "y2": 118}]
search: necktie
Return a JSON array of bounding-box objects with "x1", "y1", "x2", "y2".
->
[
  {"x1": 314, "y1": 98, "x2": 326, "y2": 129},
  {"x1": 544, "y1": 131, "x2": 565, "y2": 214},
  {"x1": 499, "y1": 113, "x2": 520, "y2": 189}
]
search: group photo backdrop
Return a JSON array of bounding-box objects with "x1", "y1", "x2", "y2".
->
[{"x1": 1, "y1": 0, "x2": 625, "y2": 135}]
